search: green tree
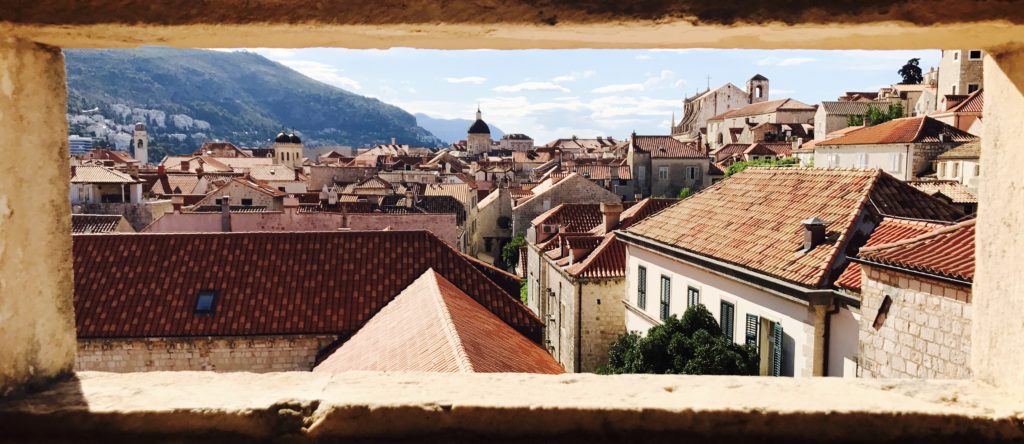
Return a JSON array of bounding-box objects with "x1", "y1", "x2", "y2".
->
[
  {"x1": 847, "y1": 102, "x2": 905, "y2": 127},
  {"x1": 898, "y1": 58, "x2": 924, "y2": 84},
  {"x1": 519, "y1": 279, "x2": 528, "y2": 304},
  {"x1": 598, "y1": 305, "x2": 759, "y2": 375},
  {"x1": 725, "y1": 157, "x2": 799, "y2": 177},
  {"x1": 501, "y1": 235, "x2": 526, "y2": 270},
  {"x1": 677, "y1": 187, "x2": 692, "y2": 199}
]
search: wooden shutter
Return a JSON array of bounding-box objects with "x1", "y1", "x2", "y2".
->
[
  {"x1": 720, "y1": 301, "x2": 735, "y2": 342},
  {"x1": 660, "y1": 276, "x2": 671, "y2": 321},
  {"x1": 637, "y1": 266, "x2": 647, "y2": 309},
  {"x1": 771, "y1": 322, "x2": 784, "y2": 377},
  {"x1": 745, "y1": 314, "x2": 759, "y2": 347}
]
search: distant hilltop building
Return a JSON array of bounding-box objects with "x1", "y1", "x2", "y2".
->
[
  {"x1": 273, "y1": 130, "x2": 304, "y2": 169},
  {"x1": 671, "y1": 74, "x2": 770, "y2": 139}
]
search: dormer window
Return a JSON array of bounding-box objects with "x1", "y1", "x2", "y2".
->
[{"x1": 194, "y1": 290, "x2": 217, "y2": 315}]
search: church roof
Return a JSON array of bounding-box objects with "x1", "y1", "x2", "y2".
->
[
  {"x1": 468, "y1": 119, "x2": 491, "y2": 134},
  {"x1": 750, "y1": 74, "x2": 768, "y2": 81}
]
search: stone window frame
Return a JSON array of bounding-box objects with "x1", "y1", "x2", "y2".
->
[
  {"x1": 3, "y1": 7, "x2": 1024, "y2": 441},
  {"x1": 969, "y1": 49, "x2": 983, "y2": 60}
]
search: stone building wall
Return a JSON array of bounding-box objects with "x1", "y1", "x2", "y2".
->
[
  {"x1": 579, "y1": 278, "x2": 627, "y2": 372},
  {"x1": 76, "y1": 335, "x2": 338, "y2": 372},
  {"x1": 511, "y1": 175, "x2": 620, "y2": 237},
  {"x1": 911, "y1": 142, "x2": 959, "y2": 178},
  {"x1": 858, "y1": 264, "x2": 972, "y2": 379},
  {"x1": 649, "y1": 158, "x2": 710, "y2": 197},
  {"x1": 193, "y1": 182, "x2": 282, "y2": 210}
]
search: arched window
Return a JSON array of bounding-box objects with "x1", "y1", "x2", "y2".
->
[{"x1": 717, "y1": 133, "x2": 724, "y2": 144}]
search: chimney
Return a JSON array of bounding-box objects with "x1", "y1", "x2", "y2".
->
[
  {"x1": 195, "y1": 165, "x2": 204, "y2": 178},
  {"x1": 157, "y1": 164, "x2": 166, "y2": 176},
  {"x1": 70, "y1": 165, "x2": 77, "y2": 178},
  {"x1": 181, "y1": 160, "x2": 190, "y2": 172},
  {"x1": 801, "y1": 217, "x2": 827, "y2": 253},
  {"x1": 601, "y1": 202, "x2": 624, "y2": 233},
  {"x1": 283, "y1": 194, "x2": 299, "y2": 212},
  {"x1": 391, "y1": 137, "x2": 396, "y2": 145},
  {"x1": 171, "y1": 195, "x2": 184, "y2": 213},
  {"x1": 610, "y1": 165, "x2": 619, "y2": 180},
  {"x1": 220, "y1": 195, "x2": 231, "y2": 232}
]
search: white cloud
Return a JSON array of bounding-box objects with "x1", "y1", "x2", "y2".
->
[
  {"x1": 551, "y1": 70, "x2": 596, "y2": 83},
  {"x1": 592, "y1": 83, "x2": 645, "y2": 94},
  {"x1": 493, "y1": 82, "x2": 570, "y2": 93},
  {"x1": 756, "y1": 57, "x2": 816, "y2": 67},
  {"x1": 635, "y1": 54, "x2": 652, "y2": 60},
  {"x1": 278, "y1": 60, "x2": 362, "y2": 90},
  {"x1": 446, "y1": 76, "x2": 487, "y2": 84}
]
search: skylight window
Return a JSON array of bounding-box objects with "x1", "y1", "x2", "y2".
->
[{"x1": 194, "y1": 290, "x2": 217, "y2": 315}]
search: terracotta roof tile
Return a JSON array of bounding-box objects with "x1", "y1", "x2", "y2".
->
[
  {"x1": 313, "y1": 270, "x2": 562, "y2": 374},
  {"x1": 936, "y1": 141, "x2": 981, "y2": 160},
  {"x1": 820, "y1": 101, "x2": 892, "y2": 115},
  {"x1": 623, "y1": 168, "x2": 964, "y2": 287},
  {"x1": 71, "y1": 166, "x2": 138, "y2": 184},
  {"x1": 566, "y1": 234, "x2": 627, "y2": 279},
  {"x1": 632, "y1": 136, "x2": 705, "y2": 158},
  {"x1": 708, "y1": 98, "x2": 816, "y2": 121},
  {"x1": 71, "y1": 214, "x2": 129, "y2": 234},
  {"x1": 821, "y1": 116, "x2": 977, "y2": 145},
  {"x1": 949, "y1": 89, "x2": 983, "y2": 113},
  {"x1": 858, "y1": 219, "x2": 975, "y2": 282},
  {"x1": 552, "y1": 164, "x2": 632, "y2": 180},
  {"x1": 835, "y1": 218, "x2": 949, "y2": 291},
  {"x1": 908, "y1": 180, "x2": 978, "y2": 204},
  {"x1": 72, "y1": 231, "x2": 541, "y2": 340}
]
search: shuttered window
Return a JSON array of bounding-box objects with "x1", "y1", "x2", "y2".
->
[
  {"x1": 637, "y1": 266, "x2": 647, "y2": 309},
  {"x1": 659, "y1": 276, "x2": 671, "y2": 321},
  {"x1": 770, "y1": 322, "x2": 784, "y2": 377},
  {"x1": 686, "y1": 286, "x2": 700, "y2": 308},
  {"x1": 745, "y1": 314, "x2": 759, "y2": 347},
  {"x1": 720, "y1": 301, "x2": 735, "y2": 342}
]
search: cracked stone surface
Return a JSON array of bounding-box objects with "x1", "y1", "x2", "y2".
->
[{"x1": 0, "y1": 371, "x2": 1022, "y2": 442}]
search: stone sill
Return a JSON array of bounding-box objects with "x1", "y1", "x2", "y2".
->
[{"x1": 1, "y1": 371, "x2": 1022, "y2": 442}]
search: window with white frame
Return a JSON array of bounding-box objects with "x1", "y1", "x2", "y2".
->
[
  {"x1": 857, "y1": 153, "x2": 868, "y2": 168},
  {"x1": 968, "y1": 49, "x2": 983, "y2": 60},
  {"x1": 658, "y1": 166, "x2": 669, "y2": 181},
  {"x1": 686, "y1": 166, "x2": 697, "y2": 181},
  {"x1": 890, "y1": 152, "x2": 903, "y2": 173}
]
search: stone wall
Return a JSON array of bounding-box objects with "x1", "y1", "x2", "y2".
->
[
  {"x1": 579, "y1": 278, "x2": 627, "y2": 372},
  {"x1": 76, "y1": 335, "x2": 338, "y2": 372},
  {"x1": 858, "y1": 264, "x2": 971, "y2": 379},
  {"x1": 0, "y1": 38, "x2": 77, "y2": 396},
  {"x1": 74, "y1": 201, "x2": 169, "y2": 231},
  {"x1": 511, "y1": 175, "x2": 620, "y2": 237},
  {"x1": 650, "y1": 158, "x2": 710, "y2": 197},
  {"x1": 193, "y1": 181, "x2": 282, "y2": 210}
]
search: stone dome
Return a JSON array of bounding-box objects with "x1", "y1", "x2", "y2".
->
[
  {"x1": 134, "y1": 122, "x2": 146, "y2": 131},
  {"x1": 288, "y1": 133, "x2": 302, "y2": 144}
]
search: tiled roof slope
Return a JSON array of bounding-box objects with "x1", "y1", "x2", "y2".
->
[
  {"x1": 531, "y1": 204, "x2": 604, "y2": 232},
  {"x1": 72, "y1": 231, "x2": 541, "y2": 340},
  {"x1": 623, "y1": 168, "x2": 964, "y2": 288},
  {"x1": 908, "y1": 180, "x2": 978, "y2": 204},
  {"x1": 632, "y1": 136, "x2": 705, "y2": 158},
  {"x1": 820, "y1": 101, "x2": 892, "y2": 115},
  {"x1": 822, "y1": 116, "x2": 977, "y2": 145},
  {"x1": 936, "y1": 141, "x2": 980, "y2": 159},
  {"x1": 71, "y1": 214, "x2": 128, "y2": 234},
  {"x1": 835, "y1": 218, "x2": 949, "y2": 291},
  {"x1": 708, "y1": 98, "x2": 816, "y2": 121},
  {"x1": 949, "y1": 89, "x2": 983, "y2": 113},
  {"x1": 313, "y1": 270, "x2": 562, "y2": 374},
  {"x1": 71, "y1": 166, "x2": 137, "y2": 184},
  {"x1": 858, "y1": 219, "x2": 975, "y2": 282},
  {"x1": 566, "y1": 234, "x2": 627, "y2": 279}
]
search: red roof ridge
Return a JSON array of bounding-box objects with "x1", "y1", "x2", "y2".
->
[
  {"x1": 860, "y1": 218, "x2": 976, "y2": 256},
  {"x1": 423, "y1": 269, "x2": 475, "y2": 372}
]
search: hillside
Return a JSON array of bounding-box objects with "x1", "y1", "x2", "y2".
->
[
  {"x1": 415, "y1": 113, "x2": 505, "y2": 145},
  {"x1": 64, "y1": 47, "x2": 444, "y2": 157}
]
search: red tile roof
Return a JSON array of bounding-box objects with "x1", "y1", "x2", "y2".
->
[
  {"x1": 949, "y1": 89, "x2": 983, "y2": 114},
  {"x1": 857, "y1": 219, "x2": 975, "y2": 282},
  {"x1": 623, "y1": 168, "x2": 964, "y2": 287},
  {"x1": 821, "y1": 116, "x2": 977, "y2": 145},
  {"x1": 72, "y1": 231, "x2": 541, "y2": 340},
  {"x1": 552, "y1": 164, "x2": 633, "y2": 180},
  {"x1": 746, "y1": 142, "x2": 792, "y2": 156},
  {"x1": 566, "y1": 234, "x2": 627, "y2": 279},
  {"x1": 313, "y1": 270, "x2": 562, "y2": 374},
  {"x1": 711, "y1": 143, "x2": 750, "y2": 161},
  {"x1": 71, "y1": 214, "x2": 130, "y2": 234},
  {"x1": 908, "y1": 180, "x2": 978, "y2": 204},
  {"x1": 531, "y1": 204, "x2": 603, "y2": 232},
  {"x1": 632, "y1": 136, "x2": 705, "y2": 159},
  {"x1": 835, "y1": 218, "x2": 949, "y2": 291}
]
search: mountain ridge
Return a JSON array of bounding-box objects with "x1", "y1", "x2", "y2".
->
[{"x1": 64, "y1": 47, "x2": 445, "y2": 158}]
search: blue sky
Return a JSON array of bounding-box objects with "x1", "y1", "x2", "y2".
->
[{"x1": 228, "y1": 48, "x2": 940, "y2": 143}]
